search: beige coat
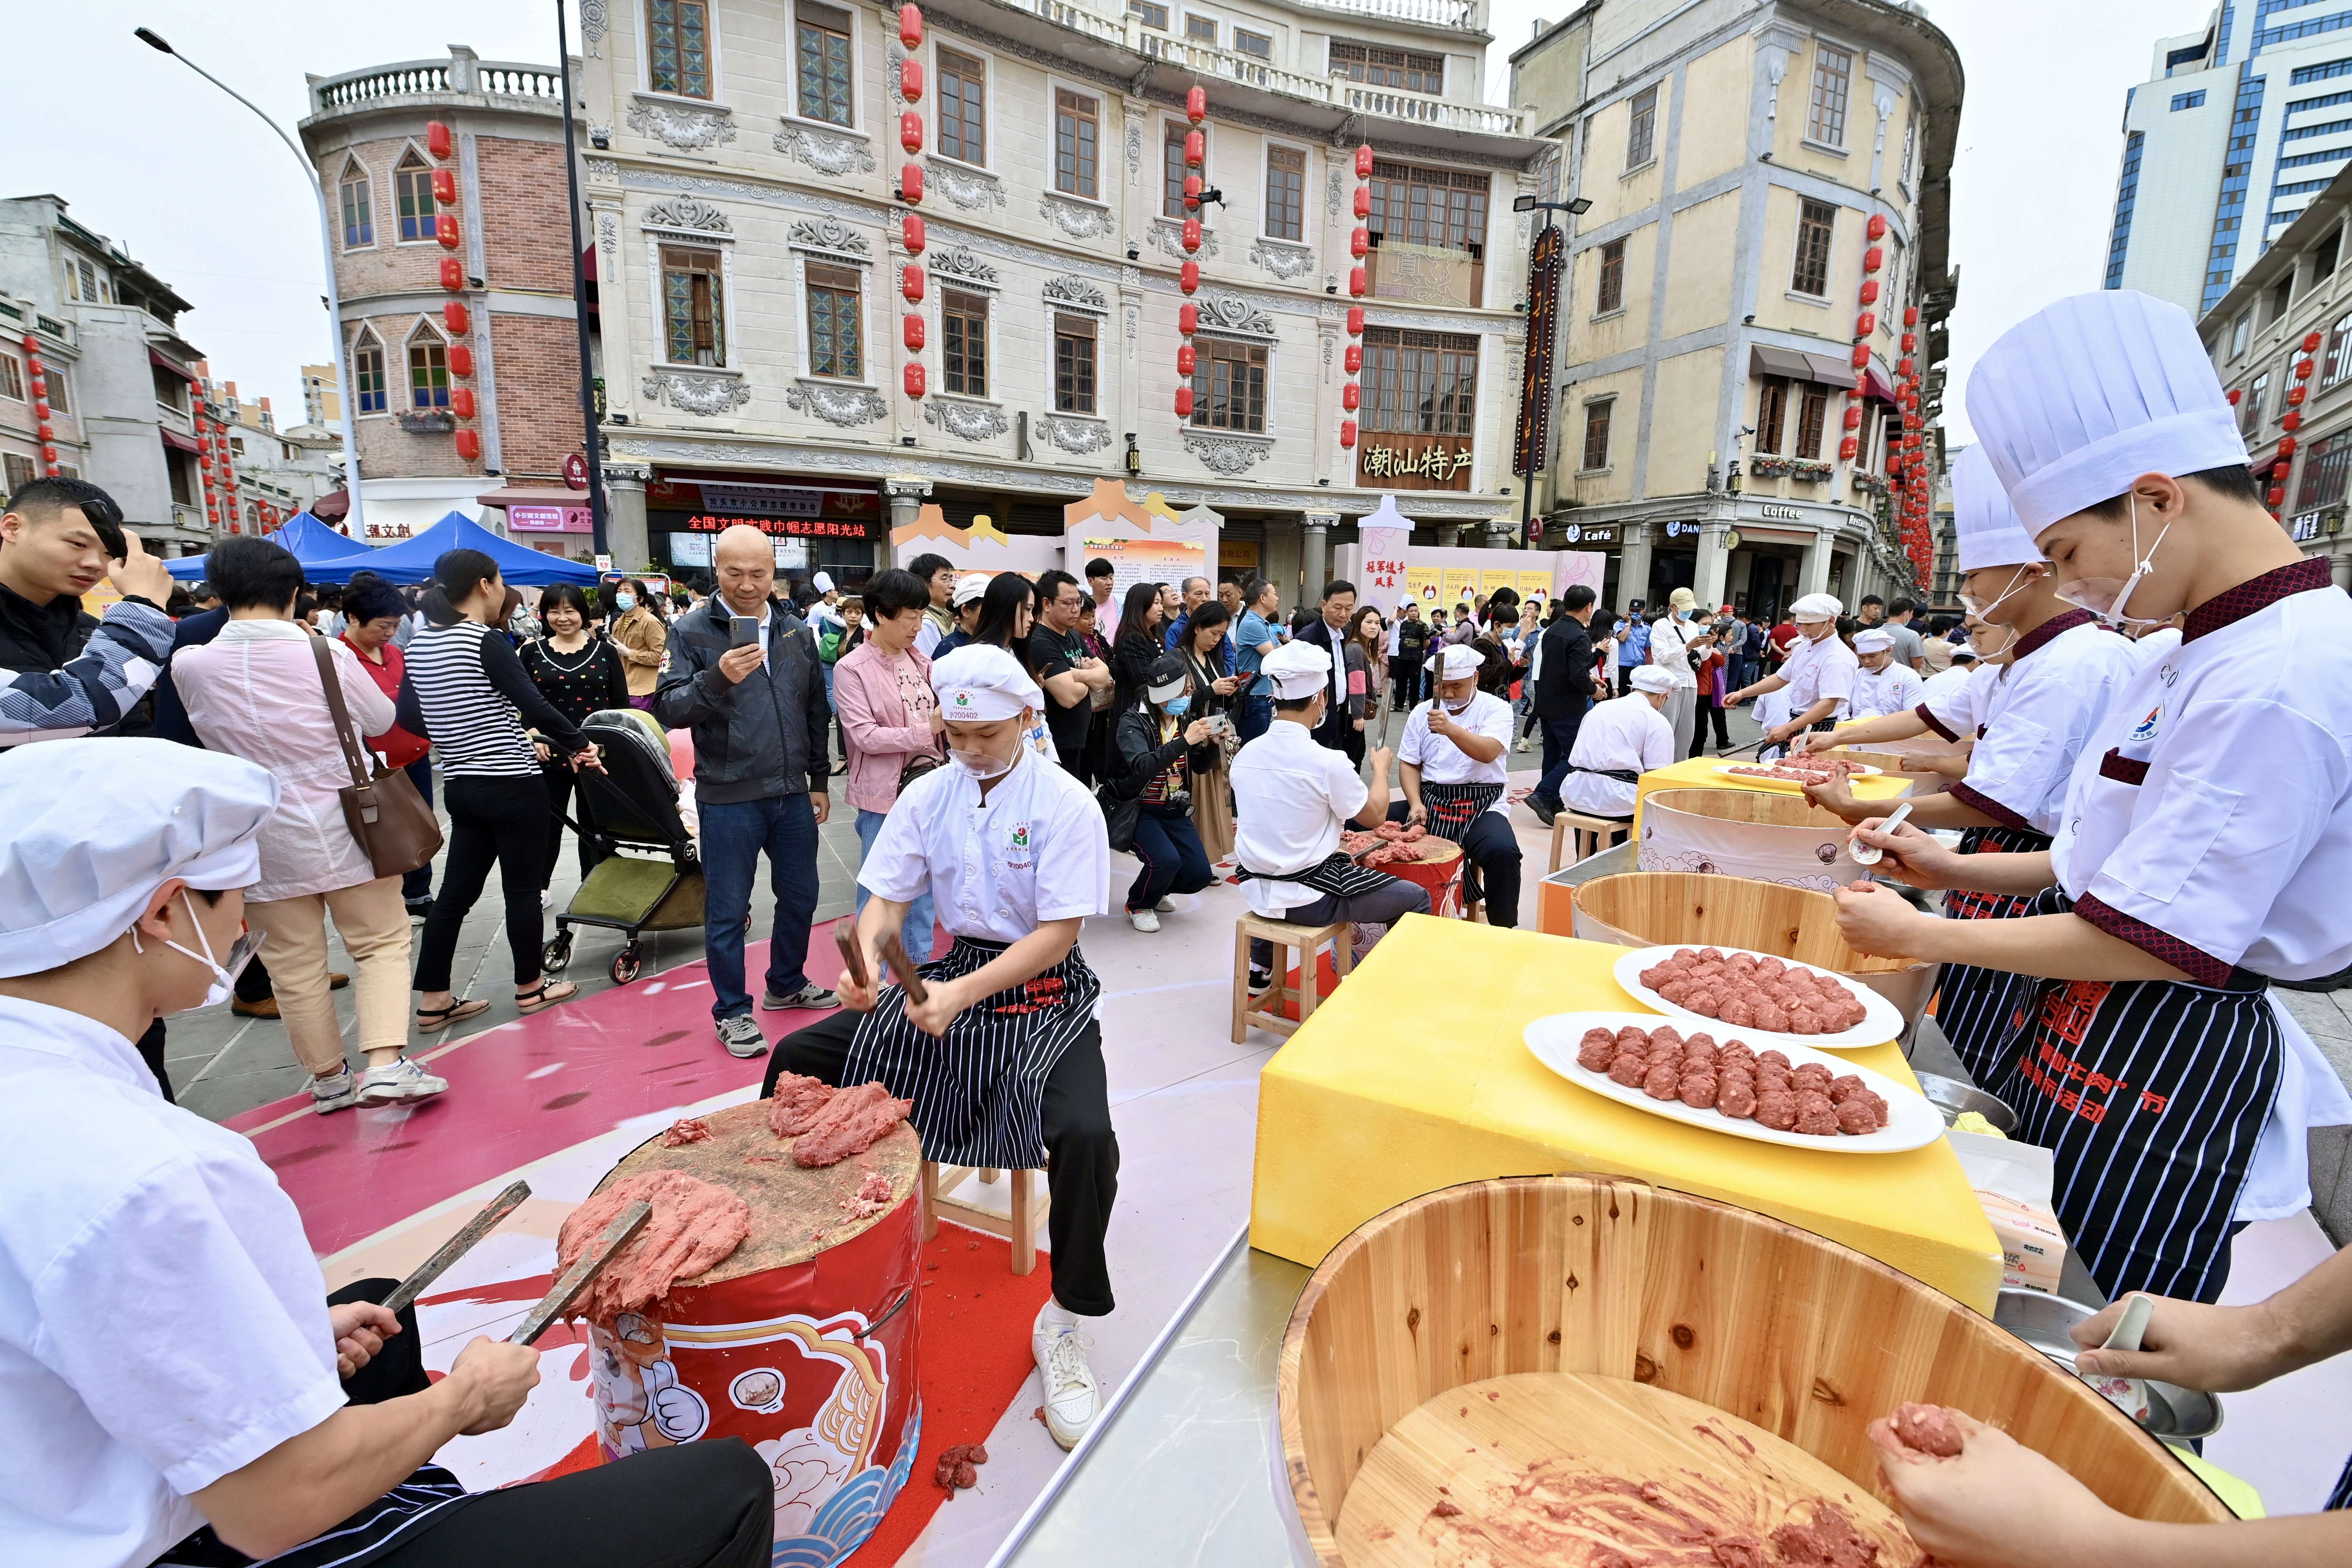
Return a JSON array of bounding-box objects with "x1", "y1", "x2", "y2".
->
[{"x1": 610, "y1": 606, "x2": 667, "y2": 697}]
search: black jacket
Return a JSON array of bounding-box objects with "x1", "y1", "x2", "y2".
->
[
  {"x1": 148, "y1": 605, "x2": 228, "y2": 746},
  {"x1": 1531, "y1": 615, "x2": 1595, "y2": 721},
  {"x1": 0, "y1": 580, "x2": 161, "y2": 741},
  {"x1": 1107, "y1": 699, "x2": 1192, "y2": 801},
  {"x1": 652, "y1": 599, "x2": 830, "y2": 805}
]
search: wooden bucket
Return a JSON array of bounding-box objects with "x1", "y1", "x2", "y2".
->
[
  {"x1": 1572, "y1": 870, "x2": 1938, "y2": 1040},
  {"x1": 1277, "y1": 1175, "x2": 2230, "y2": 1565},
  {"x1": 1639, "y1": 787, "x2": 1864, "y2": 891}
]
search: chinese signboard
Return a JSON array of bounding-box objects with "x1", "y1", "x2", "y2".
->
[
  {"x1": 508, "y1": 505, "x2": 592, "y2": 533},
  {"x1": 1513, "y1": 223, "x2": 1563, "y2": 482},
  {"x1": 1359, "y1": 438, "x2": 1472, "y2": 490},
  {"x1": 682, "y1": 513, "x2": 868, "y2": 537}
]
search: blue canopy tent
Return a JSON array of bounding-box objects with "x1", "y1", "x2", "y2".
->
[
  {"x1": 164, "y1": 512, "x2": 372, "y2": 580},
  {"x1": 300, "y1": 512, "x2": 598, "y2": 586}
]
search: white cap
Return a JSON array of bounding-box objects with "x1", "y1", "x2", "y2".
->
[
  {"x1": 0, "y1": 740, "x2": 279, "y2": 979},
  {"x1": 1951, "y1": 645, "x2": 1980, "y2": 663},
  {"x1": 1853, "y1": 629, "x2": 1895, "y2": 653},
  {"x1": 1629, "y1": 666, "x2": 1675, "y2": 695},
  {"x1": 1261, "y1": 640, "x2": 1332, "y2": 700},
  {"x1": 812, "y1": 572, "x2": 835, "y2": 593},
  {"x1": 1430, "y1": 644, "x2": 1483, "y2": 681},
  {"x1": 1791, "y1": 593, "x2": 1842, "y2": 621},
  {"x1": 931, "y1": 644, "x2": 1042, "y2": 721},
  {"x1": 951, "y1": 572, "x2": 990, "y2": 608},
  {"x1": 1966, "y1": 289, "x2": 2248, "y2": 536},
  {"x1": 1952, "y1": 445, "x2": 2044, "y2": 572}
]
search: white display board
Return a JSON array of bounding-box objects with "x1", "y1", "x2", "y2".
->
[
  {"x1": 890, "y1": 505, "x2": 1064, "y2": 578},
  {"x1": 1059, "y1": 478, "x2": 1219, "y2": 611}
]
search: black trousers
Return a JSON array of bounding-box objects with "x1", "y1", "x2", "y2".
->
[
  {"x1": 402, "y1": 757, "x2": 436, "y2": 904},
  {"x1": 1127, "y1": 802, "x2": 1213, "y2": 912},
  {"x1": 1391, "y1": 658, "x2": 1425, "y2": 711},
  {"x1": 1688, "y1": 692, "x2": 1731, "y2": 756},
  {"x1": 1314, "y1": 713, "x2": 1366, "y2": 767},
  {"x1": 414, "y1": 774, "x2": 551, "y2": 992},
  {"x1": 540, "y1": 762, "x2": 607, "y2": 890},
  {"x1": 163, "y1": 1278, "x2": 771, "y2": 1568},
  {"x1": 765, "y1": 1007, "x2": 1120, "y2": 1316},
  {"x1": 1388, "y1": 800, "x2": 1520, "y2": 928},
  {"x1": 1249, "y1": 876, "x2": 1431, "y2": 970}
]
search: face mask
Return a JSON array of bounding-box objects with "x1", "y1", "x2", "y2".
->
[
  {"x1": 130, "y1": 891, "x2": 262, "y2": 1013},
  {"x1": 2056, "y1": 491, "x2": 2174, "y2": 629},
  {"x1": 1159, "y1": 693, "x2": 1192, "y2": 716},
  {"x1": 615, "y1": 594, "x2": 636, "y2": 612},
  {"x1": 950, "y1": 745, "x2": 1015, "y2": 781},
  {"x1": 1958, "y1": 564, "x2": 2032, "y2": 621}
]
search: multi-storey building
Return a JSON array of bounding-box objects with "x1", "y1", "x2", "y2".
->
[
  {"x1": 579, "y1": 0, "x2": 1544, "y2": 591},
  {"x1": 299, "y1": 47, "x2": 595, "y2": 549},
  {"x1": 1514, "y1": 0, "x2": 1959, "y2": 617},
  {"x1": 300, "y1": 362, "x2": 344, "y2": 426},
  {"x1": 195, "y1": 372, "x2": 343, "y2": 529},
  {"x1": 2202, "y1": 159, "x2": 2352, "y2": 589},
  {"x1": 2104, "y1": 6, "x2": 2352, "y2": 318},
  {"x1": 0, "y1": 196, "x2": 213, "y2": 553}
]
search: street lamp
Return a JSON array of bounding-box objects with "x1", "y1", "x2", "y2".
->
[
  {"x1": 1507, "y1": 195, "x2": 1592, "y2": 545},
  {"x1": 136, "y1": 27, "x2": 365, "y2": 538}
]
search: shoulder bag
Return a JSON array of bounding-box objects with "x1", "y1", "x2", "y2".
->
[{"x1": 310, "y1": 634, "x2": 444, "y2": 878}]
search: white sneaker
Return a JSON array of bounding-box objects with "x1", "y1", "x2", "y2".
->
[
  {"x1": 1032, "y1": 1304, "x2": 1101, "y2": 1451},
  {"x1": 310, "y1": 1070, "x2": 361, "y2": 1114},
  {"x1": 1129, "y1": 909, "x2": 1160, "y2": 933},
  {"x1": 358, "y1": 1058, "x2": 449, "y2": 1105},
  {"x1": 540, "y1": 888, "x2": 553, "y2": 910},
  {"x1": 1514, "y1": 737, "x2": 1533, "y2": 752},
  {"x1": 1154, "y1": 897, "x2": 1176, "y2": 913}
]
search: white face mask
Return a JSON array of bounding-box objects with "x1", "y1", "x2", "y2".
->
[
  {"x1": 2056, "y1": 491, "x2": 2174, "y2": 629},
  {"x1": 1958, "y1": 564, "x2": 2033, "y2": 621},
  {"x1": 950, "y1": 746, "x2": 1015, "y2": 781},
  {"x1": 130, "y1": 891, "x2": 262, "y2": 1013}
]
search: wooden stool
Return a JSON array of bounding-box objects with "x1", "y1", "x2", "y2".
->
[
  {"x1": 1232, "y1": 914, "x2": 1353, "y2": 1043},
  {"x1": 920, "y1": 1160, "x2": 1048, "y2": 1275},
  {"x1": 1550, "y1": 811, "x2": 1631, "y2": 873}
]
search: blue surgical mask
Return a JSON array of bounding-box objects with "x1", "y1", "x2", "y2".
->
[
  {"x1": 1161, "y1": 694, "x2": 1192, "y2": 716},
  {"x1": 615, "y1": 593, "x2": 636, "y2": 612}
]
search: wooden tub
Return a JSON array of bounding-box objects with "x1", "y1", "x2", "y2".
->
[
  {"x1": 1573, "y1": 869, "x2": 1938, "y2": 1043},
  {"x1": 1277, "y1": 1176, "x2": 2230, "y2": 1565},
  {"x1": 1639, "y1": 786, "x2": 1868, "y2": 891}
]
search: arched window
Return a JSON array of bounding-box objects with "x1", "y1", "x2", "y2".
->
[
  {"x1": 395, "y1": 151, "x2": 436, "y2": 243},
  {"x1": 406, "y1": 326, "x2": 449, "y2": 409},
  {"x1": 338, "y1": 158, "x2": 374, "y2": 248},
  {"x1": 352, "y1": 330, "x2": 388, "y2": 414}
]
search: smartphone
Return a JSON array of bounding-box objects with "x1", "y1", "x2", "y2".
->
[{"x1": 728, "y1": 613, "x2": 759, "y2": 649}]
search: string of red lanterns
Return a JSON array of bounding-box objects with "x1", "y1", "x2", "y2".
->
[
  {"x1": 1341, "y1": 142, "x2": 1371, "y2": 450},
  {"x1": 20, "y1": 333, "x2": 59, "y2": 477},
  {"x1": 421, "y1": 121, "x2": 483, "y2": 463},
  {"x1": 1174, "y1": 86, "x2": 1208, "y2": 421},
  {"x1": 898, "y1": 6, "x2": 928, "y2": 400}
]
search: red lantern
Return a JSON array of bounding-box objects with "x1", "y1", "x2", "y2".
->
[
  {"x1": 457, "y1": 429, "x2": 484, "y2": 463},
  {"x1": 36, "y1": 422, "x2": 52, "y2": 441},
  {"x1": 2284, "y1": 410, "x2": 2304, "y2": 431},
  {"x1": 1341, "y1": 382, "x2": 1359, "y2": 411},
  {"x1": 1855, "y1": 311, "x2": 1876, "y2": 337},
  {"x1": 1180, "y1": 260, "x2": 1200, "y2": 294},
  {"x1": 449, "y1": 344, "x2": 475, "y2": 377},
  {"x1": 901, "y1": 112, "x2": 923, "y2": 154},
  {"x1": 1842, "y1": 405, "x2": 1862, "y2": 429},
  {"x1": 900, "y1": 59, "x2": 923, "y2": 102},
  {"x1": 1867, "y1": 214, "x2": 1888, "y2": 240},
  {"x1": 2305, "y1": 330, "x2": 2325, "y2": 353},
  {"x1": 1840, "y1": 436, "x2": 1860, "y2": 460},
  {"x1": 33, "y1": 400, "x2": 47, "y2": 419},
  {"x1": 1350, "y1": 226, "x2": 1369, "y2": 259},
  {"x1": 901, "y1": 164, "x2": 924, "y2": 204},
  {"x1": 1897, "y1": 357, "x2": 1915, "y2": 378},
  {"x1": 1176, "y1": 343, "x2": 1196, "y2": 376},
  {"x1": 449, "y1": 387, "x2": 476, "y2": 418},
  {"x1": 1344, "y1": 344, "x2": 1362, "y2": 374},
  {"x1": 899, "y1": 4, "x2": 923, "y2": 49},
  {"x1": 2269, "y1": 485, "x2": 2287, "y2": 506},
  {"x1": 1175, "y1": 386, "x2": 1195, "y2": 418},
  {"x1": 1187, "y1": 86, "x2": 1207, "y2": 124},
  {"x1": 2278, "y1": 435, "x2": 2299, "y2": 457},
  {"x1": 1353, "y1": 186, "x2": 1371, "y2": 219},
  {"x1": 1181, "y1": 218, "x2": 1201, "y2": 253},
  {"x1": 205, "y1": 507, "x2": 218, "y2": 523},
  {"x1": 905, "y1": 362, "x2": 927, "y2": 398},
  {"x1": 427, "y1": 121, "x2": 453, "y2": 159},
  {"x1": 904, "y1": 314, "x2": 925, "y2": 350},
  {"x1": 1858, "y1": 279, "x2": 1880, "y2": 305},
  {"x1": 1184, "y1": 130, "x2": 1204, "y2": 169},
  {"x1": 1348, "y1": 265, "x2": 1366, "y2": 297},
  {"x1": 2296, "y1": 357, "x2": 2316, "y2": 378},
  {"x1": 1340, "y1": 419, "x2": 1357, "y2": 449},
  {"x1": 903, "y1": 214, "x2": 926, "y2": 254},
  {"x1": 432, "y1": 168, "x2": 457, "y2": 207},
  {"x1": 436, "y1": 213, "x2": 460, "y2": 249},
  {"x1": 1179, "y1": 303, "x2": 1199, "y2": 335},
  {"x1": 197, "y1": 437, "x2": 212, "y2": 456},
  {"x1": 2288, "y1": 383, "x2": 2307, "y2": 405},
  {"x1": 902, "y1": 264, "x2": 926, "y2": 302},
  {"x1": 444, "y1": 301, "x2": 470, "y2": 335},
  {"x1": 1850, "y1": 345, "x2": 1870, "y2": 368},
  {"x1": 1345, "y1": 307, "x2": 1364, "y2": 335},
  {"x1": 1183, "y1": 174, "x2": 1202, "y2": 210},
  {"x1": 440, "y1": 256, "x2": 465, "y2": 291},
  {"x1": 1863, "y1": 246, "x2": 1884, "y2": 272},
  {"x1": 24, "y1": 357, "x2": 42, "y2": 376},
  {"x1": 1355, "y1": 144, "x2": 1373, "y2": 179},
  {"x1": 1904, "y1": 305, "x2": 1919, "y2": 326},
  {"x1": 1900, "y1": 332, "x2": 1916, "y2": 352}
]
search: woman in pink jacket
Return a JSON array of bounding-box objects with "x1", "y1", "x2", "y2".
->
[{"x1": 830, "y1": 568, "x2": 941, "y2": 961}]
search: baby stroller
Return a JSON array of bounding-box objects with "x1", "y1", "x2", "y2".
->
[{"x1": 542, "y1": 708, "x2": 705, "y2": 985}]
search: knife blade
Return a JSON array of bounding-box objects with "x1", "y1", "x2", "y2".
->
[
  {"x1": 835, "y1": 922, "x2": 871, "y2": 994},
  {"x1": 878, "y1": 932, "x2": 929, "y2": 1006},
  {"x1": 383, "y1": 1181, "x2": 531, "y2": 1317},
  {"x1": 508, "y1": 1200, "x2": 651, "y2": 1346}
]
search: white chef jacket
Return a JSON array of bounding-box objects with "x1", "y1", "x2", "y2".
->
[
  {"x1": 1562, "y1": 694, "x2": 1677, "y2": 818},
  {"x1": 1917, "y1": 660, "x2": 2002, "y2": 742},
  {"x1": 0, "y1": 996, "x2": 345, "y2": 1568},
  {"x1": 1230, "y1": 717, "x2": 1370, "y2": 916},
  {"x1": 1645, "y1": 616, "x2": 1703, "y2": 689},
  {"x1": 1778, "y1": 630, "x2": 1857, "y2": 720},
  {"x1": 860, "y1": 746, "x2": 1109, "y2": 942},
  {"x1": 1397, "y1": 691, "x2": 1514, "y2": 816},
  {"x1": 1847, "y1": 659, "x2": 1925, "y2": 721},
  {"x1": 1916, "y1": 662, "x2": 1976, "y2": 713},
  {"x1": 1946, "y1": 615, "x2": 2137, "y2": 838}
]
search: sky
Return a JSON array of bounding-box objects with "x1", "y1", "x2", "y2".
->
[{"x1": 7, "y1": 1, "x2": 2197, "y2": 441}]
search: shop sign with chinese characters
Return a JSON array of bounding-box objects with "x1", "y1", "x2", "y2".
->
[
  {"x1": 1358, "y1": 438, "x2": 1471, "y2": 491},
  {"x1": 683, "y1": 513, "x2": 868, "y2": 538}
]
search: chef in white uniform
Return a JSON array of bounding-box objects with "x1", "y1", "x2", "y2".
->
[
  {"x1": 1560, "y1": 665, "x2": 1678, "y2": 821},
  {"x1": 1838, "y1": 289, "x2": 2352, "y2": 1305},
  {"x1": 1846, "y1": 629, "x2": 1924, "y2": 720},
  {"x1": 1394, "y1": 643, "x2": 1522, "y2": 927},
  {"x1": 769, "y1": 644, "x2": 1116, "y2": 1453},
  {"x1": 1915, "y1": 643, "x2": 1977, "y2": 709},
  {"x1": 0, "y1": 740, "x2": 772, "y2": 1568},
  {"x1": 1725, "y1": 593, "x2": 1855, "y2": 755}
]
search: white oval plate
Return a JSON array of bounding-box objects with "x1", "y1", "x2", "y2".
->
[
  {"x1": 1712, "y1": 762, "x2": 1884, "y2": 781},
  {"x1": 1524, "y1": 1010, "x2": 1942, "y2": 1154},
  {"x1": 1611, "y1": 945, "x2": 1906, "y2": 1052}
]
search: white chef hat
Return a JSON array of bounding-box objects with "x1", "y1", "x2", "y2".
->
[
  {"x1": 1965, "y1": 289, "x2": 2249, "y2": 537},
  {"x1": 1429, "y1": 644, "x2": 1483, "y2": 681},
  {"x1": 1951, "y1": 645, "x2": 1980, "y2": 663},
  {"x1": 0, "y1": 740, "x2": 280, "y2": 979},
  {"x1": 931, "y1": 643, "x2": 1042, "y2": 721},
  {"x1": 951, "y1": 572, "x2": 990, "y2": 608},
  {"x1": 1629, "y1": 666, "x2": 1675, "y2": 695},
  {"x1": 1261, "y1": 640, "x2": 1332, "y2": 700},
  {"x1": 1952, "y1": 445, "x2": 2043, "y2": 572},
  {"x1": 1853, "y1": 629, "x2": 1895, "y2": 653},
  {"x1": 812, "y1": 572, "x2": 835, "y2": 593},
  {"x1": 1790, "y1": 593, "x2": 1842, "y2": 621}
]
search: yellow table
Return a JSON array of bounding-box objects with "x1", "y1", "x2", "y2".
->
[
  {"x1": 1631, "y1": 754, "x2": 1911, "y2": 838},
  {"x1": 1250, "y1": 917, "x2": 2003, "y2": 1312}
]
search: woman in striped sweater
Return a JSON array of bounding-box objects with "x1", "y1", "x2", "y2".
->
[{"x1": 407, "y1": 550, "x2": 603, "y2": 1031}]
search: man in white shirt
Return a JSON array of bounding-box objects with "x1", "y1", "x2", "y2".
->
[
  {"x1": 906, "y1": 552, "x2": 957, "y2": 657},
  {"x1": 1726, "y1": 592, "x2": 1855, "y2": 754},
  {"x1": 0, "y1": 740, "x2": 773, "y2": 1568},
  {"x1": 1084, "y1": 555, "x2": 1119, "y2": 642},
  {"x1": 1230, "y1": 641, "x2": 1428, "y2": 989},
  {"x1": 1561, "y1": 665, "x2": 1678, "y2": 821},
  {"x1": 1846, "y1": 628, "x2": 1925, "y2": 720},
  {"x1": 1645, "y1": 587, "x2": 1714, "y2": 757},
  {"x1": 1916, "y1": 644, "x2": 1976, "y2": 708},
  {"x1": 1396, "y1": 644, "x2": 1523, "y2": 927}
]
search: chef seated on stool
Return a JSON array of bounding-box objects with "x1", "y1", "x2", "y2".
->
[
  {"x1": 765, "y1": 644, "x2": 1118, "y2": 1454},
  {"x1": 1846, "y1": 628, "x2": 1924, "y2": 720},
  {"x1": 1394, "y1": 642, "x2": 1522, "y2": 927},
  {"x1": 1874, "y1": 1239, "x2": 2352, "y2": 1561},
  {"x1": 1724, "y1": 593, "x2": 1856, "y2": 757},
  {"x1": 0, "y1": 739, "x2": 773, "y2": 1568},
  {"x1": 1560, "y1": 665, "x2": 1678, "y2": 823},
  {"x1": 1230, "y1": 639, "x2": 1430, "y2": 992}
]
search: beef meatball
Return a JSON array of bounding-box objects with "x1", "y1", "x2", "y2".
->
[
  {"x1": 1835, "y1": 1097, "x2": 1879, "y2": 1136},
  {"x1": 1577, "y1": 1035, "x2": 1618, "y2": 1072},
  {"x1": 1752, "y1": 1002, "x2": 1791, "y2": 1032},
  {"x1": 1827, "y1": 1074, "x2": 1866, "y2": 1104},
  {"x1": 1717, "y1": 1078, "x2": 1759, "y2": 1120},
  {"x1": 1755, "y1": 1091, "x2": 1799, "y2": 1131},
  {"x1": 1757, "y1": 1051, "x2": 1792, "y2": 1071},
  {"x1": 1640, "y1": 965, "x2": 1674, "y2": 989},
  {"x1": 1642, "y1": 1062, "x2": 1682, "y2": 1101},
  {"x1": 1678, "y1": 1073, "x2": 1719, "y2": 1111},
  {"x1": 1754, "y1": 957, "x2": 1785, "y2": 978},
  {"x1": 1615, "y1": 1026, "x2": 1650, "y2": 1051},
  {"x1": 1680, "y1": 988, "x2": 1722, "y2": 1019},
  {"x1": 1650, "y1": 1024, "x2": 1683, "y2": 1048},
  {"x1": 1658, "y1": 980, "x2": 1694, "y2": 1006},
  {"x1": 1790, "y1": 1062, "x2": 1832, "y2": 1092},
  {"x1": 1717, "y1": 1041, "x2": 1755, "y2": 1069},
  {"x1": 1794, "y1": 1092, "x2": 1840, "y2": 1137},
  {"x1": 1785, "y1": 1007, "x2": 1824, "y2": 1036},
  {"x1": 1718, "y1": 996, "x2": 1757, "y2": 1027},
  {"x1": 1683, "y1": 1032, "x2": 1717, "y2": 1052},
  {"x1": 1864, "y1": 1091, "x2": 1890, "y2": 1128},
  {"x1": 1608, "y1": 1052, "x2": 1648, "y2": 1087}
]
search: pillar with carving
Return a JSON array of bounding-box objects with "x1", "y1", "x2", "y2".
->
[
  {"x1": 1301, "y1": 509, "x2": 1338, "y2": 597},
  {"x1": 604, "y1": 466, "x2": 651, "y2": 572},
  {"x1": 883, "y1": 476, "x2": 931, "y2": 572}
]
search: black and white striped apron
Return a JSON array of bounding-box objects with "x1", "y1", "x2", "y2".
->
[
  {"x1": 1234, "y1": 849, "x2": 1399, "y2": 901},
  {"x1": 1418, "y1": 780, "x2": 1507, "y2": 907},
  {"x1": 1932, "y1": 823, "x2": 2056, "y2": 1082},
  {"x1": 1976, "y1": 886, "x2": 2282, "y2": 1305},
  {"x1": 155, "y1": 1468, "x2": 473, "y2": 1567},
  {"x1": 841, "y1": 936, "x2": 1100, "y2": 1171}
]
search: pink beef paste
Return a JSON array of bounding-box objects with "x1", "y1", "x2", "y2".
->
[
  {"x1": 1888, "y1": 1403, "x2": 1965, "y2": 1459},
  {"x1": 792, "y1": 1082, "x2": 915, "y2": 1168},
  {"x1": 660, "y1": 1117, "x2": 713, "y2": 1147},
  {"x1": 555, "y1": 1168, "x2": 751, "y2": 1324},
  {"x1": 767, "y1": 1072, "x2": 838, "y2": 1136}
]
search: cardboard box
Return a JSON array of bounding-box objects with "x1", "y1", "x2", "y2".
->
[{"x1": 1947, "y1": 1127, "x2": 2069, "y2": 1294}]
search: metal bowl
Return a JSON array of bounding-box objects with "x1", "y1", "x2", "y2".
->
[
  {"x1": 1993, "y1": 1288, "x2": 2224, "y2": 1442},
  {"x1": 1914, "y1": 1072, "x2": 2020, "y2": 1134}
]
